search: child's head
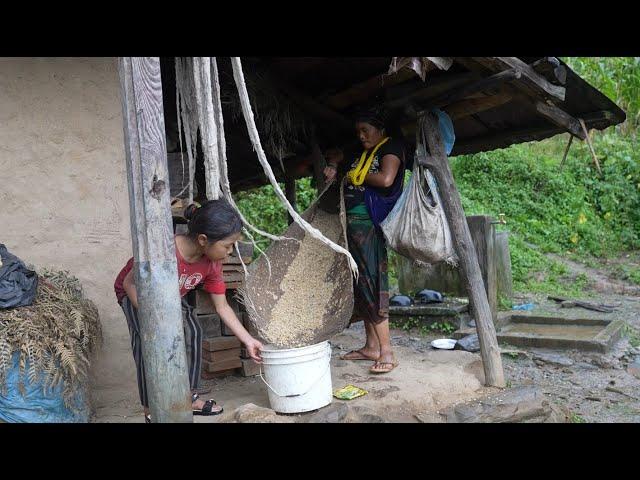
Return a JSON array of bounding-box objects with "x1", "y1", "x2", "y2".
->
[{"x1": 184, "y1": 198, "x2": 243, "y2": 261}]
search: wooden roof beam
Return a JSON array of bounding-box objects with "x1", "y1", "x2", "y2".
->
[
  {"x1": 453, "y1": 57, "x2": 566, "y2": 103},
  {"x1": 323, "y1": 68, "x2": 418, "y2": 110}
]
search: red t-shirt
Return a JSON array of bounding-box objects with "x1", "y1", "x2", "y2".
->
[{"x1": 114, "y1": 239, "x2": 226, "y2": 304}]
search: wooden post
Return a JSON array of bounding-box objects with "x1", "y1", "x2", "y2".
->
[
  {"x1": 495, "y1": 231, "x2": 513, "y2": 301},
  {"x1": 118, "y1": 57, "x2": 193, "y2": 422},
  {"x1": 419, "y1": 112, "x2": 505, "y2": 387},
  {"x1": 285, "y1": 175, "x2": 297, "y2": 225},
  {"x1": 467, "y1": 216, "x2": 498, "y2": 323}
]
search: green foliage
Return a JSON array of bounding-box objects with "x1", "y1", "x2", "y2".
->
[
  {"x1": 390, "y1": 316, "x2": 457, "y2": 336},
  {"x1": 451, "y1": 130, "x2": 640, "y2": 294},
  {"x1": 234, "y1": 177, "x2": 318, "y2": 254},
  {"x1": 564, "y1": 57, "x2": 640, "y2": 135},
  {"x1": 622, "y1": 323, "x2": 640, "y2": 348},
  {"x1": 570, "y1": 412, "x2": 587, "y2": 424}
]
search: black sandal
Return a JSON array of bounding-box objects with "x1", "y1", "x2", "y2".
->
[{"x1": 192, "y1": 392, "x2": 224, "y2": 416}]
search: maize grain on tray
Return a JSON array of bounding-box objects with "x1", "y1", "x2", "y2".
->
[{"x1": 262, "y1": 210, "x2": 343, "y2": 348}]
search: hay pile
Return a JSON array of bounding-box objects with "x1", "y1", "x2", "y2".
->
[{"x1": 0, "y1": 269, "x2": 101, "y2": 407}]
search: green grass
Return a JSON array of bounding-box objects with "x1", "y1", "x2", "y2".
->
[
  {"x1": 622, "y1": 324, "x2": 640, "y2": 348},
  {"x1": 570, "y1": 412, "x2": 587, "y2": 424},
  {"x1": 390, "y1": 317, "x2": 457, "y2": 336}
]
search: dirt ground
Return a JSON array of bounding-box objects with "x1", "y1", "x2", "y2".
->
[
  {"x1": 93, "y1": 321, "x2": 491, "y2": 423},
  {"x1": 92, "y1": 253, "x2": 640, "y2": 424}
]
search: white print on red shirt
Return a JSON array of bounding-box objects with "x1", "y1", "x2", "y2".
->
[{"x1": 179, "y1": 273, "x2": 203, "y2": 291}]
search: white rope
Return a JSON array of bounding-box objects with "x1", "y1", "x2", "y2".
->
[
  {"x1": 231, "y1": 57, "x2": 358, "y2": 278},
  {"x1": 208, "y1": 57, "x2": 290, "y2": 243},
  {"x1": 192, "y1": 57, "x2": 221, "y2": 200}
]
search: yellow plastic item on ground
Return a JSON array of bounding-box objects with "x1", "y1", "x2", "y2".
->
[{"x1": 333, "y1": 385, "x2": 368, "y2": 400}]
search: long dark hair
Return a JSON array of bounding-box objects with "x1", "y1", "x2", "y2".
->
[{"x1": 183, "y1": 198, "x2": 243, "y2": 242}]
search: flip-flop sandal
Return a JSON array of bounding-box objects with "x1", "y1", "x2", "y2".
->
[
  {"x1": 192, "y1": 393, "x2": 224, "y2": 416},
  {"x1": 369, "y1": 361, "x2": 398, "y2": 374},
  {"x1": 340, "y1": 349, "x2": 378, "y2": 361}
]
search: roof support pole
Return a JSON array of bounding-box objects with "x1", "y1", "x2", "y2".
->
[
  {"x1": 118, "y1": 57, "x2": 192, "y2": 423},
  {"x1": 417, "y1": 112, "x2": 505, "y2": 387}
]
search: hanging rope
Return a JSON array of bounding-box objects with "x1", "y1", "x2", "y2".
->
[{"x1": 230, "y1": 57, "x2": 358, "y2": 278}]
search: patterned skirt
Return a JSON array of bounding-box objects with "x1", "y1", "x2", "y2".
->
[{"x1": 346, "y1": 210, "x2": 389, "y2": 325}]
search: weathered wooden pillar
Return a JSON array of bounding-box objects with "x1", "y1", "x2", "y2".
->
[
  {"x1": 495, "y1": 231, "x2": 513, "y2": 300},
  {"x1": 419, "y1": 112, "x2": 505, "y2": 387},
  {"x1": 285, "y1": 175, "x2": 297, "y2": 225},
  {"x1": 467, "y1": 216, "x2": 498, "y2": 322},
  {"x1": 118, "y1": 57, "x2": 193, "y2": 422}
]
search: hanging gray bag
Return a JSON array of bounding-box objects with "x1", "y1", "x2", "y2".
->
[{"x1": 380, "y1": 161, "x2": 457, "y2": 266}]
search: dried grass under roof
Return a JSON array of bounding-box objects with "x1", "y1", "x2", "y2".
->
[
  {"x1": 217, "y1": 59, "x2": 316, "y2": 163},
  {"x1": 0, "y1": 270, "x2": 101, "y2": 409}
]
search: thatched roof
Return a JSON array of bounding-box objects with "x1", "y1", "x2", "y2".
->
[{"x1": 162, "y1": 57, "x2": 626, "y2": 191}]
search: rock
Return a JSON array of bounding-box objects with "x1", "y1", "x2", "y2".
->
[
  {"x1": 575, "y1": 362, "x2": 598, "y2": 371},
  {"x1": 532, "y1": 353, "x2": 574, "y2": 367},
  {"x1": 589, "y1": 356, "x2": 616, "y2": 369},
  {"x1": 544, "y1": 404, "x2": 571, "y2": 423},
  {"x1": 306, "y1": 403, "x2": 385, "y2": 423},
  {"x1": 628, "y1": 357, "x2": 640, "y2": 379},
  {"x1": 444, "y1": 386, "x2": 553, "y2": 423},
  {"x1": 307, "y1": 403, "x2": 350, "y2": 423},
  {"x1": 233, "y1": 403, "x2": 295, "y2": 423},
  {"x1": 456, "y1": 333, "x2": 480, "y2": 352}
]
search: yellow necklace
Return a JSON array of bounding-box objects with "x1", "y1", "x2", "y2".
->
[{"x1": 347, "y1": 137, "x2": 390, "y2": 186}]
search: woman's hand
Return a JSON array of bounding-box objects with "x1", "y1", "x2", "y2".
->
[
  {"x1": 244, "y1": 337, "x2": 264, "y2": 364},
  {"x1": 323, "y1": 148, "x2": 343, "y2": 183},
  {"x1": 323, "y1": 165, "x2": 337, "y2": 183}
]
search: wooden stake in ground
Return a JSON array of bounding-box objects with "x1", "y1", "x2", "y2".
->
[
  {"x1": 560, "y1": 134, "x2": 574, "y2": 170},
  {"x1": 118, "y1": 57, "x2": 193, "y2": 423},
  {"x1": 418, "y1": 111, "x2": 505, "y2": 387},
  {"x1": 579, "y1": 118, "x2": 602, "y2": 174}
]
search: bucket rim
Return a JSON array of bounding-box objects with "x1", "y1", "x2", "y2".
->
[{"x1": 261, "y1": 340, "x2": 330, "y2": 355}]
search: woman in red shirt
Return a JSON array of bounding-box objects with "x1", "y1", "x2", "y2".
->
[{"x1": 114, "y1": 198, "x2": 263, "y2": 422}]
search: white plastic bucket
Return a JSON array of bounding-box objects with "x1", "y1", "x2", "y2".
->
[{"x1": 259, "y1": 341, "x2": 333, "y2": 413}]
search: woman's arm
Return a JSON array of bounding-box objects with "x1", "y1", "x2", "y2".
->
[
  {"x1": 364, "y1": 154, "x2": 401, "y2": 188},
  {"x1": 211, "y1": 293, "x2": 263, "y2": 363},
  {"x1": 122, "y1": 269, "x2": 139, "y2": 309}
]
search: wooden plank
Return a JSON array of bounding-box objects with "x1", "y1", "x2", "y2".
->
[
  {"x1": 418, "y1": 112, "x2": 505, "y2": 387},
  {"x1": 325, "y1": 68, "x2": 417, "y2": 110},
  {"x1": 534, "y1": 101, "x2": 586, "y2": 139},
  {"x1": 202, "y1": 348, "x2": 241, "y2": 363},
  {"x1": 453, "y1": 125, "x2": 562, "y2": 155},
  {"x1": 421, "y1": 69, "x2": 521, "y2": 111},
  {"x1": 241, "y1": 358, "x2": 261, "y2": 377},
  {"x1": 454, "y1": 57, "x2": 566, "y2": 103},
  {"x1": 118, "y1": 57, "x2": 192, "y2": 423},
  {"x1": 194, "y1": 289, "x2": 216, "y2": 315},
  {"x1": 444, "y1": 93, "x2": 513, "y2": 121},
  {"x1": 203, "y1": 336, "x2": 241, "y2": 352},
  {"x1": 197, "y1": 313, "x2": 222, "y2": 338},
  {"x1": 203, "y1": 357, "x2": 242, "y2": 373},
  {"x1": 384, "y1": 71, "x2": 480, "y2": 110},
  {"x1": 222, "y1": 271, "x2": 245, "y2": 283},
  {"x1": 201, "y1": 368, "x2": 239, "y2": 379}
]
